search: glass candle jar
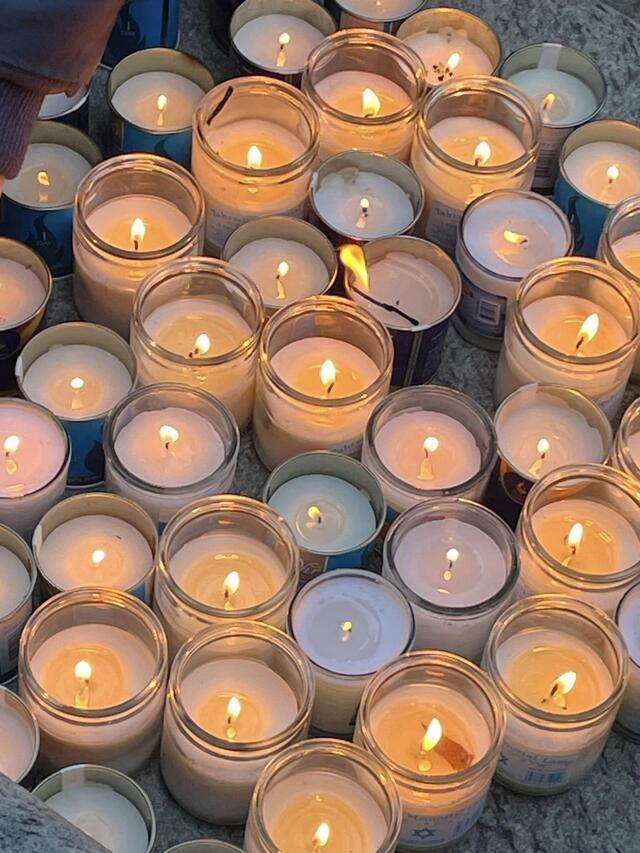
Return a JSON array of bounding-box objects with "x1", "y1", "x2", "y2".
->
[
  {"x1": 362, "y1": 385, "x2": 497, "y2": 518},
  {"x1": 0, "y1": 524, "x2": 36, "y2": 684},
  {"x1": 483, "y1": 594, "x2": 628, "y2": 795},
  {"x1": 611, "y1": 396, "x2": 640, "y2": 481},
  {"x1": 0, "y1": 685, "x2": 39, "y2": 784},
  {"x1": 104, "y1": 384, "x2": 240, "y2": 529},
  {"x1": 154, "y1": 495, "x2": 300, "y2": 658},
  {"x1": 192, "y1": 77, "x2": 318, "y2": 255},
  {"x1": 244, "y1": 739, "x2": 402, "y2": 852},
  {"x1": 19, "y1": 588, "x2": 168, "y2": 774},
  {"x1": 161, "y1": 622, "x2": 314, "y2": 824},
  {"x1": 411, "y1": 75, "x2": 540, "y2": 254},
  {"x1": 383, "y1": 498, "x2": 519, "y2": 660},
  {"x1": 615, "y1": 581, "x2": 640, "y2": 741},
  {"x1": 494, "y1": 257, "x2": 639, "y2": 418},
  {"x1": 130, "y1": 258, "x2": 264, "y2": 429},
  {"x1": 516, "y1": 464, "x2": 640, "y2": 615},
  {"x1": 253, "y1": 296, "x2": 393, "y2": 470},
  {"x1": 355, "y1": 651, "x2": 505, "y2": 851},
  {"x1": 73, "y1": 153, "x2": 205, "y2": 338}
]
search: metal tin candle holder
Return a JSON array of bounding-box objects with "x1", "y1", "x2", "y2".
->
[
  {"x1": 325, "y1": 0, "x2": 422, "y2": 33},
  {"x1": 554, "y1": 120, "x2": 640, "y2": 256},
  {"x1": 253, "y1": 295, "x2": 393, "y2": 470},
  {"x1": 104, "y1": 384, "x2": 240, "y2": 530},
  {"x1": 108, "y1": 48, "x2": 214, "y2": 168},
  {"x1": 161, "y1": 622, "x2": 314, "y2": 824},
  {"x1": 494, "y1": 257, "x2": 639, "y2": 418},
  {"x1": 615, "y1": 581, "x2": 640, "y2": 742},
  {"x1": 73, "y1": 153, "x2": 205, "y2": 338},
  {"x1": 39, "y1": 85, "x2": 90, "y2": 132},
  {"x1": 153, "y1": 494, "x2": 300, "y2": 657},
  {"x1": 343, "y1": 235, "x2": 460, "y2": 385},
  {"x1": 192, "y1": 77, "x2": 319, "y2": 256},
  {"x1": 130, "y1": 258, "x2": 264, "y2": 429},
  {"x1": 0, "y1": 237, "x2": 51, "y2": 394},
  {"x1": 222, "y1": 215, "x2": 338, "y2": 315},
  {"x1": 263, "y1": 451, "x2": 386, "y2": 581},
  {"x1": 103, "y1": 0, "x2": 180, "y2": 68},
  {"x1": 0, "y1": 685, "x2": 39, "y2": 785},
  {"x1": 362, "y1": 385, "x2": 497, "y2": 519},
  {"x1": 230, "y1": 0, "x2": 335, "y2": 85},
  {"x1": 483, "y1": 595, "x2": 628, "y2": 795},
  {"x1": 33, "y1": 763, "x2": 156, "y2": 853},
  {"x1": 516, "y1": 464, "x2": 640, "y2": 614},
  {"x1": 412, "y1": 76, "x2": 540, "y2": 254},
  {"x1": 32, "y1": 492, "x2": 157, "y2": 604},
  {"x1": 501, "y1": 44, "x2": 606, "y2": 193},
  {"x1": 611, "y1": 396, "x2": 640, "y2": 481},
  {"x1": 302, "y1": 29, "x2": 425, "y2": 162},
  {"x1": 19, "y1": 588, "x2": 168, "y2": 774},
  {"x1": 0, "y1": 525, "x2": 36, "y2": 685},
  {"x1": 355, "y1": 651, "x2": 505, "y2": 850},
  {"x1": 16, "y1": 323, "x2": 137, "y2": 487},
  {"x1": 0, "y1": 121, "x2": 101, "y2": 278}
]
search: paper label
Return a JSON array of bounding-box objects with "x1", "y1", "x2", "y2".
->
[
  {"x1": 400, "y1": 796, "x2": 487, "y2": 849},
  {"x1": 497, "y1": 742, "x2": 578, "y2": 789},
  {"x1": 458, "y1": 272, "x2": 508, "y2": 338},
  {"x1": 425, "y1": 199, "x2": 462, "y2": 254},
  {"x1": 533, "y1": 127, "x2": 572, "y2": 190}
]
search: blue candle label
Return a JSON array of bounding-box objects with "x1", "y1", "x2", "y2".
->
[
  {"x1": 553, "y1": 172, "x2": 608, "y2": 257},
  {"x1": 400, "y1": 796, "x2": 487, "y2": 849},
  {"x1": 497, "y1": 742, "x2": 578, "y2": 789},
  {"x1": 533, "y1": 127, "x2": 572, "y2": 192},
  {"x1": 0, "y1": 197, "x2": 73, "y2": 278},
  {"x1": 129, "y1": 578, "x2": 153, "y2": 604},
  {"x1": 114, "y1": 120, "x2": 193, "y2": 169},
  {"x1": 103, "y1": 0, "x2": 180, "y2": 66},
  {"x1": 424, "y1": 199, "x2": 463, "y2": 255},
  {"x1": 64, "y1": 416, "x2": 107, "y2": 487},
  {"x1": 389, "y1": 320, "x2": 450, "y2": 386},
  {"x1": 457, "y1": 273, "x2": 508, "y2": 339}
]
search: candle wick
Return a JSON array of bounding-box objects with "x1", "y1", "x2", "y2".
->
[
  {"x1": 419, "y1": 449, "x2": 435, "y2": 481},
  {"x1": 350, "y1": 284, "x2": 421, "y2": 326}
]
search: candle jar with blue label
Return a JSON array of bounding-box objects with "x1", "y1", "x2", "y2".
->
[
  {"x1": 611, "y1": 396, "x2": 640, "y2": 482},
  {"x1": 483, "y1": 595, "x2": 627, "y2": 795},
  {"x1": 16, "y1": 323, "x2": 136, "y2": 487},
  {"x1": 39, "y1": 86, "x2": 91, "y2": 132},
  {"x1": 109, "y1": 48, "x2": 214, "y2": 169},
  {"x1": 0, "y1": 237, "x2": 51, "y2": 394},
  {"x1": 32, "y1": 492, "x2": 157, "y2": 605},
  {"x1": 263, "y1": 451, "x2": 386, "y2": 582},
  {"x1": 0, "y1": 686, "x2": 39, "y2": 785},
  {"x1": 1, "y1": 122, "x2": 101, "y2": 279},
  {"x1": 554, "y1": 119, "x2": 640, "y2": 256},
  {"x1": 361, "y1": 385, "x2": 496, "y2": 519},
  {"x1": 103, "y1": 0, "x2": 180, "y2": 68},
  {"x1": 342, "y1": 236, "x2": 460, "y2": 385},
  {"x1": 0, "y1": 525, "x2": 36, "y2": 685},
  {"x1": 355, "y1": 651, "x2": 505, "y2": 851}
]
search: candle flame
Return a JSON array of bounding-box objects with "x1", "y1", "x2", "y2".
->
[
  {"x1": 189, "y1": 333, "x2": 211, "y2": 358},
  {"x1": 536, "y1": 437, "x2": 550, "y2": 456},
  {"x1": 74, "y1": 659, "x2": 92, "y2": 709},
  {"x1": 37, "y1": 170, "x2": 51, "y2": 187},
  {"x1": 575, "y1": 312, "x2": 599, "y2": 351},
  {"x1": 160, "y1": 424, "x2": 179, "y2": 448},
  {"x1": 607, "y1": 164, "x2": 620, "y2": 184},
  {"x1": 69, "y1": 376, "x2": 85, "y2": 391},
  {"x1": 223, "y1": 570, "x2": 240, "y2": 609},
  {"x1": 275, "y1": 260, "x2": 289, "y2": 299},
  {"x1": 91, "y1": 548, "x2": 106, "y2": 566},
  {"x1": 341, "y1": 619, "x2": 353, "y2": 641},
  {"x1": 446, "y1": 51, "x2": 460, "y2": 72},
  {"x1": 419, "y1": 436, "x2": 439, "y2": 482},
  {"x1": 421, "y1": 717, "x2": 442, "y2": 753},
  {"x1": 356, "y1": 197, "x2": 370, "y2": 230},
  {"x1": 362, "y1": 87, "x2": 381, "y2": 118},
  {"x1": 4, "y1": 435, "x2": 20, "y2": 455},
  {"x1": 247, "y1": 144, "x2": 263, "y2": 169},
  {"x1": 313, "y1": 822, "x2": 330, "y2": 848},
  {"x1": 276, "y1": 260, "x2": 289, "y2": 279},
  {"x1": 226, "y1": 695, "x2": 242, "y2": 739},
  {"x1": 276, "y1": 31, "x2": 290, "y2": 67},
  {"x1": 320, "y1": 359, "x2": 336, "y2": 395},
  {"x1": 156, "y1": 93, "x2": 168, "y2": 126},
  {"x1": 75, "y1": 659, "x2": 92, "y2": 681},
  {"x1": 424, "y1": 436, "x2": 439, "y2": 455},
  {"x1": 339, "y1": 243, "x2": 369, "y2": 291},
  {"x1": 130, "y1": 217, "x2": 146, "y2": 251},
  {"x1": 503, "y1": 229, "x2": 528, "y2": 245},
  {"x1": 446, "y1": 547, "x2": 459, "y2": 565},
  {"x1": 473, "y1": 140, "x2": 491, "y2": 166},
  {"x1": 541, "y1": 92, "x2": 556, "y2": 112},
  {"x1": 567, "y1": 522, "x2": 584, "y2": 550},
  {"x1": 545, "y1": 670, "x2": 577, "y2": 710},
  {"x1": 307, "y1": 505, "x2": 323, "y2": 525}
]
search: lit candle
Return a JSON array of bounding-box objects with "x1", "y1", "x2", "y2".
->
[
  {"x1": 563, "y1": 143, "x2": 640, "y2": 206},
  {"x1": 111, "y1": 71, "x2": 205, "y2": 131},
  {"x1": 0, "y1": 687, "x2": 38, "y2": 783},
  {"x1": 4, "y1": 143, "x2": 90, "y2": 208},
  {"x1": 232, "y1": 9, "x2": 327, "y2": 75}
]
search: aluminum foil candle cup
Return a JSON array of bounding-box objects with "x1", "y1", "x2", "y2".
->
[
  {"x1": 103, "y1": 0, "x2": 180, "y2": 67},
  {"x1": 0, "y1": 525, "x2": 36, "y2": 684},
  {"x1": 0, "y1": 685, "x2": 39, "y2": 785},
  {"x1": 611, "y1": 396, "x2": 640, "y2": 482}
]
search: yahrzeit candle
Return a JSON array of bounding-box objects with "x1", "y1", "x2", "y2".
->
[
  {"x1": 161, "y1": 622, "x2": 314, "y2": 823},
  {"x1": 411, "y1": 75, "x2": 540, "y2": 253},
  {"x1": 19, "y1": 588, "x2": 168, "y2": 773},
  {"x1": 253, "y1": 296, "x2": 392, "y2": 470},
  {"x1": 153, "y1": 495, "x2": 300, "y2": 658},
  {"x1": 355, "y1": 651, "x2": 505, "y2": 850},
  {"x1": 484, "y1": 595, "x2": 627, "y2": 794},
  {"x1": 192, "y1": 77, "x2": 318, "y2": 255},
  {"x1": 0, "y1": 686, "x2": 39, "y2": 784},
  {"x1": 73, "y1": 153, "x2": 205, "y2": 338},
  {"x1": 0, "y1": 524, "x2": 36, "y2": 683},
  {"x1": 302, "y1": 30, "x2": 424, "y2": 162},
  {"x1": 611, "y1": 396, "x2": 640, "y2": 482},
  {"x1": 104, "y1": 384, "x2": 239, "y2": 529},
  {"x1": 615, "y1": 582, "x2": 640, "y2": 741}
]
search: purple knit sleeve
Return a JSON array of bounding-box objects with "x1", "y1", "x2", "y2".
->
[{"x1": 0, "y1": 79, "x2": 43, "y2": 179}]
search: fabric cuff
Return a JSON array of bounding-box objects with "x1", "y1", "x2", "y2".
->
[{"x1": 0, "y1": 80, "x2": 43, "y2": 179}]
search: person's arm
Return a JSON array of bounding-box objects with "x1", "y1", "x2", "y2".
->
[{"x1": 0, "y1": 0, "x2": 124, "y2": 179}]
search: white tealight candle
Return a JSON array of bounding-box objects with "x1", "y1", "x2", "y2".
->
[
  {"x1": 233, "y1": 15, "x2": 325, "y2": 73},
  {"x1": 563, "y1": 142, "x2": 640, "y2": 204},
  {"x1": 0, "y1": 259, "x2": 47, "y2": 328},
  {"x1": 406, "y1": 32, "x2": 492, "y2": 87},
  {"x1": 616, "y1": 583, "x2": 640, "y2": 738},
  {"x1": 315, "y1": 70, "x2": 411, "y2": 118},
  {"x1": 0, "y1": 689, "x2": 37, "y2": 782},
  {"x1": 509, "y1": 68, "x2": 598, "y2": 126},
  {"x1": 0, "y1": 545, "x2": 31, "y2": 618},
  {"x1": 4, "y1": 143, "x2": 91, "y2": 207},
  {"x1": 112, "y1": 71, "x2": 205, "y2": 131}
]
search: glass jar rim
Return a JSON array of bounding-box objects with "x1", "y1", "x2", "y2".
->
[
  {"x1": 398, "y1": 7, "x2": 502, "y2": 64},
  {"x1": 615, "y1": 580, "x2": 640, "y2": 668},
  {"x1": 0, "y1": 685, "x2": 40, "y2": 783},
  {"x1": 615, "y1": 397, "x2": 640, "y2": 480},
  {"x1": 600, "y1": 192, "x2": 640, "y2": 283},
  {"x1": 0, "y1": 237, "x2": 53, "y2": 330},
  {"x1": 0, "y1": 525, "x2": 37, "y2": 623}
]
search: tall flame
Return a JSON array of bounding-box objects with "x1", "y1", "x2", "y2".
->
[
  {"x1": 362, "y1": 87, "x2": 381, "y2": 118},
  {"x1": 130, "y1": 217, "x2": 146, "y2": 250},
  {"x1": 339, "y1": 244, "x2": 369, "y2": 291},
  {"x1": 575, "y1": 312, "x2": 600, "y2": 351}
]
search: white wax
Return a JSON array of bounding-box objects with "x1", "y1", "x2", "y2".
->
[
  {"x1": 45, "y1": 783, "x2": 149, "y2": 853},
  {"x1": 374, "y1": 411, "x2": 481, "y2": 490},
  {"x1": 509, "y1": 68, "x2": 598, "y2": 126},
  {"x1": 0, "y1": 402, "x2": 66, "y2": 496},
  {"x1": 563, "y1": 142, "x2": 640, "y2": 205},
  {"x1": 39, "y1": 89, "x2": 86, "y2": 119},
  {"x1": 204, "y1": 119, "x2": 305, "y2": 169},
  {"x1": 0, "y1": 259, "x2": 47, "y2": 328},
  {"x1": 5, "y1": 143, "x2": 91, "y2": 207},
  {"x1": 0, "y1": 546, "x2": 30, "y2": 618},
  {"x1": 269, "y1": 474, "x2": 376, "y2": 554},
  {"x1": 114, "y1": 407, "x2": 225, "y2": 488},
  {"x1": 523, "y1": 295, "x2": 627, "y2": 357},
  {"x1": 228, "y1": 238, "x2": 330, "y2": 309},
  {"x1": 612, "y1": 233, "x2": 640, "y2": 278},
  {"x1": 233, "y1": 15, "x2": 324, "y2": 73},
  {"x1": 36, "y1": 515, "x2": 153, "y2": 592},
  {"x1": 112, "y1": 71, "x2": 205, "y2": 131},
  {"x1": 86, "y1": 196, "x2": 192, "y2": 252},
  {"x1": 315, "y1": 70, "x2": 411, "y2": 117},
  {"x1": 313, "y1": 169, "x2": 415, "y2": 239},
  {"x1": 0, "y1": 693, "x2": 36, "y2": 781},
  {"x1": 405, "y1": 32, "x2": 492, "y2": 87},
  {"x1": 430, "y1": 116, "x2": 526, "y2": 166},
  {"x1": 21, "y1": 345, "x2": 133, "y2": 419},
  {"x1": 341, "y1": 0, "x2": 421, "y2": 21}
]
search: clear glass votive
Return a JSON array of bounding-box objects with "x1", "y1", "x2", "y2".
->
[
  {"x1": 362, "y1": 385, "x2": 497, "y2": 518},
  {"x1": 104, "y1": 384, "x2": 240, "y2": 529},
  {"x1": 411, "y1": 75, "x2": 540, "y2": 253},
  {"x1": 355, "y1": 651, "x2": 505, "y2": 851},
  {"x1": 494, "y1": 257, "x2": 639, "y2": 418},
  {"x1": 0, "y1": 685, "x2": 39, "y2": 784},
  {"x1": 483, "y1": 594, "x2": 627, "y2": 794},
  {"x1": 130, "y1": 257, "x2": 264, "y2": 429},
  {"x1": 73, "y1": 153, "x2": 205, "y2": 338},
  {"x1": 253, "y1": 295, "x2": 393, "y2": 470},
  {"x1": 19, "y1": 588, "x2": 168, "y2": 774},
  {"x1": 244, "y1": 739, "x2": 402, "y2": 852},
  {"x1": 0, "y1": 524, "x2": 36, "y2": 684},
  {"x1": 161, "y1": 622, "x2": 314, "y2": 824},
  {"x1": 192, "y1": 77, "x2": 319, "y2": 255},
  {"x1": 516, "y1": 464, "x2": 640, "y2": 615},
  {"x1": 154, "y1": 494, "x2": 300, "y2": 658},
  {"x1": 615, "y1": 581, "x2": 640, "y2": 741},
  {"x1": 611, "y1": 396, "x2": 640, "y2": 481},
  {"x1": 302, "y1": 30, "x2": 425, "y2": 162}
]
